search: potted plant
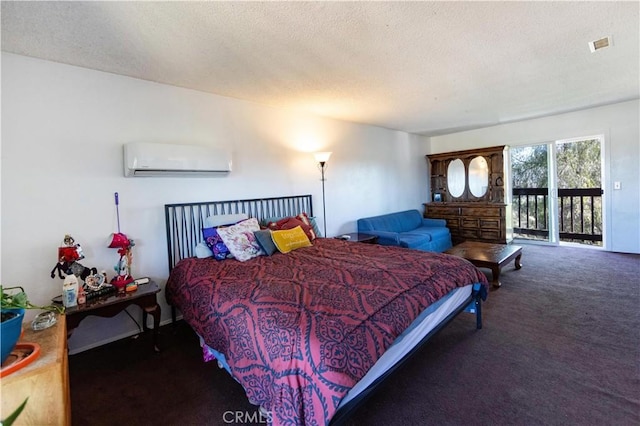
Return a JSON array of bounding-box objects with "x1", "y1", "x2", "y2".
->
[{"x1": 1, "y1": 286, "x2": 63, "y2": 364}]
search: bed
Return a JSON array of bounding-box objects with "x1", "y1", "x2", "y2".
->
[{"x1": 164, "y1": 195, "x2": 489, "y2": 425}]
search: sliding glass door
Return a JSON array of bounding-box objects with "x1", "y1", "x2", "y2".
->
[
  {"x1": 511, "y1": 136, "x2": 603, "y2": 246},
  {"x1": 511, "y1": 144, "x2": 553, "y2": 243},
  {"x1": 555, "y1": 137, "x2": 603, "y2": 246}
]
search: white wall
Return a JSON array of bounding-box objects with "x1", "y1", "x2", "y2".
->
[
  {"x1": 1, "y1": 53, "x2": 429, "y2": 352},
  {"x1": 429, "y1": 100, "x2": 640, "y2": 254}
]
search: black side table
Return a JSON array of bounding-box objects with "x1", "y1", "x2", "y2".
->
[
  {"x1": 336, "y1": 232, "x2": 378, "y2": 244},
  {"x1": 65, "y1": 281, "x2": 161, "y2": 352}
]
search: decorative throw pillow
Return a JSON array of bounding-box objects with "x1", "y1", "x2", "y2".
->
[
  {"x1": 294, "y1": 212, "x2": 317, "y2": 240},
  {"x1": 267, "y1": 213, "x2": 317, "y2": 241},
  {"x1": 217, "y1": 218, "x2": 264, "y2": 262},
  {"x1": 195, "y1": 241, "x2": 214, "y2": 259},
  {"x1": 202, "y1": 227, "x2": 232, "y2": 260},
  {"x1": 271, "y1": 226, "x2": 312, "y2": 254},
  {"x1": 254, "y1": 230, "x2": 277, "y2": 256},
  {"x1": 204, "y1": 213, "x2": 249, "y2": 228},
  {"x1": 308, "y1": 216, "x2": 322, "y2": 238}
]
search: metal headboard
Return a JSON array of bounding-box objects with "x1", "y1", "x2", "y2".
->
[{"x1": 164, "y1": 194, "x2": 313, "y2": 272}]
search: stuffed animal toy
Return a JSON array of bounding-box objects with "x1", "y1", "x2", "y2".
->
[
  {"x1": 50, "y1": 234, "x2": 98, "y2": 282},
  {"x1": 110, "y1": 238, "x2": 135, "y2": 289}
]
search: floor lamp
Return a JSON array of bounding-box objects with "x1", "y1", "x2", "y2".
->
[{"x1": 314, "y1": 152, "x2": 332, "y2": 237}]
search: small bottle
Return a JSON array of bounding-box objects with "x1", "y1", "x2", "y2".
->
[
  {"x1": 77, "y1": 285, "x2": 86, "y2": 305},
  {"x1": 63, "y1": 274, "x2": 79, "y2": 308}
]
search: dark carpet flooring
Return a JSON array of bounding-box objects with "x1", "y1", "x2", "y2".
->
[{"x1": 69, "y1": 243, "x2": 640, "y2": 425}]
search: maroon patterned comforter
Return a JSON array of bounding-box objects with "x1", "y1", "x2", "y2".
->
[{"x1": 166, "y1": 238, "x2": 488, "y2": 425}]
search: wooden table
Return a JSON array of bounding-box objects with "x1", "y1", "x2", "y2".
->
[
  {"x1": 445, "y1": 241, "x2": 522, "y2": 288},
  {"x1": 65, "y1": 281, "x2": 161, "y2": 352},
  {"x1": 1, "y1": 315, "x2": 71, "y2": 425}
]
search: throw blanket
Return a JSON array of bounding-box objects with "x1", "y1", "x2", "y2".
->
[{"x1": 166, "y1": 238, "x2": 488, "y2": 425}]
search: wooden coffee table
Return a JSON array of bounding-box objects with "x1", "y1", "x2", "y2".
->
[{"x1": 445, "y1": 241, "x2": 522, "y2": 288}]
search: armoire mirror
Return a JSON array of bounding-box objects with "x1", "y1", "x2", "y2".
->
[
  {"x1": 447, "y1": 159, "x2": 465, "y2": 198},
  {"x1": 468, "y1": 156, "x2": 489, "y2": 197}
]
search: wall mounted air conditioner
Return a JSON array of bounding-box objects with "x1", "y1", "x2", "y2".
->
[{"x1": 124, "y1": 142, "x2": 232, "y2": 177}]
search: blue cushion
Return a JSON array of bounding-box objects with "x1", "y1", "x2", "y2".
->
[
  {"x1": 403, "y1": 229, "x2": 434, "y2": 241},
  {"x1": 423, "y1": 226, "x2": 450, "y2": 239},
  {"x1": 358, "y1": 210, "x2": 424, "y2": 233},
  {"x1": 398, "y1": 233, "x2": 431, "y2": 248},
  {"x1": 254, "y1": 230, "x2": 277, "y2": 256},
  {"x1": 405, "y1": 227, "x2": 450, "y2": 240}
]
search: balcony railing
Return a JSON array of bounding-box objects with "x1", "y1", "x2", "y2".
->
[{"x1": 512, "y1": 188, "x2": 603, "y2": 244}]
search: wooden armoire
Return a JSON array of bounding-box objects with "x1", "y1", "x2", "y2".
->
[{"x1": 424, "y1": 145, "x2": 512, "y2": 245}]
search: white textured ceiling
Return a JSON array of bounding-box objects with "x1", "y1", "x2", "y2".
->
[{"x1": 2, "y1": 1, "x2": 639, "y2": 136}]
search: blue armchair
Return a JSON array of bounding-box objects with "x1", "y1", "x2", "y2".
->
[{"x1": 357, "y1": 209, "x2": 452, "y2": 252}]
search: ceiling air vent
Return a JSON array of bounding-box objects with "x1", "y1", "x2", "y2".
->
[{"x1": 589, "y1": 36, "x2": 612, "y2": 52}]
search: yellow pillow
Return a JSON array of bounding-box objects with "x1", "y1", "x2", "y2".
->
[{"x1": 271, "y1": 226, "x2": 312, "y2": 254}]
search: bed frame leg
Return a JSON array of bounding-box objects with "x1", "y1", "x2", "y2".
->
[
  {"x1": 475, "y1": 295, "x2": 482, "y2": 329},
  {"x1": 471, "y1": 283, "x2": 486, "y2": 330}
]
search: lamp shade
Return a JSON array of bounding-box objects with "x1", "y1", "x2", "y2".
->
[
  {"x1": 108, "y1": 232, "x2": 130, "y2": 249},
  {"x1": 314, "y1": 152, "x2": 332, "y2": 164}
]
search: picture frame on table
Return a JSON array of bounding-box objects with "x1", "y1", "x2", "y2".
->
[{"x1": 433, "y1": 193, "x2": 442, "y2": 202}]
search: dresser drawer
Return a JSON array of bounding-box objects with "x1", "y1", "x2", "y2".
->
[
  {"x1": 461, "y1": 206, "x2": 504, "y2": 218},
  {"x1": 461, "y1": 218, "x2": 479, "y2": 228},
  {"x1": 479, "y1": 218, "x2": 502, "y2": 229},
  {"x1": 461, "y1": 228, "x2": 480, "y2": 239},
  {"x1": 425, "y1": 206, "x2": 460, "y2": 216}
]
